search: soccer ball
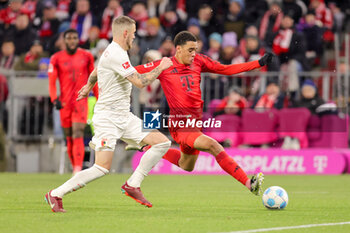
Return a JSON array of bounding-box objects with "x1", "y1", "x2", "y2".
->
[{"x1": 262, "y1": 186, "x2": 288, "y2": 209}]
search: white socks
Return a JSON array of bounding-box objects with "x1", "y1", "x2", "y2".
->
[
  {"x1": 127, "y1": 141, "x2": 171, "y2": 188},
  {"x1": 51, "y1": 164, "x2": 109, "y2": 198}
]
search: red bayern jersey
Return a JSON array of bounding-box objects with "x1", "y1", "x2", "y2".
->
[
  {"x1": 135, "y1": 53, "x2": 261, "y2": 117},
  {"x1": 48, "y1": 48, "x2": 98, "y2": 107}
]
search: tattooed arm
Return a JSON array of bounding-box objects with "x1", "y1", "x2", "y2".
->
[{"x1": 126, "y1": 57, "x2": 172, "y2": 88}]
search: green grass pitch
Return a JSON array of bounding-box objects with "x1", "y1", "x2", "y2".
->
[{"x1": 0, "y1": 173, "x2": 349, "y2": 233}]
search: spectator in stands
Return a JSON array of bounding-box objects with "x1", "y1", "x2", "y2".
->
[
  {"x1": 21, "y1": 0, "x2": 39, "y2": 21},
  {"x1": 309, "y1": 0, "x2": 332, "y2": 30},
  {"x1": 244, "y1": 0, "x2": 268, "y2": 25},
  {"x1": 159, "y1": 4, "x2": 186, "y2": 38},
  {"x1": 37, "y1": 1, "x2": 60, "y2": 52},
  {"x1": 224, "y1": 0, "x2": 245, "y2": 40},
  {"x1": 5, "y1": 13, "x2": 37, "y2": 55},
  {"x1": 258, "y1": 1, "x2": 283, "y2": 48},
  {"x1": 0, "y1": 0, "x2": 23, "y2": 28},
  {"x1": 292, "y1": 79, "x2": 324, "y2": 115},
  {"x1": 253, "y1": 81, "x2": 285, "y2": 110},
  {"x1": 99, "y1": 0, "x2": 123, "y2": 40},
  {"x1": 55, "y1": 0, "x2": 71, "y2": 21},
  {"x1": 233, "y1": 35, "x2": 265, "y2": 64},
  {"x1": 282, "y1": 0, "x2": 306, "y2": 23},
  {"x1": 187, "y1": 17, "x2": 207, "y2": 51},
  {"x1": 128, "y1": 1, "x2": 148, "y2": 37},
  {"x1": 0, "y1": 40, "x2": 16, "y2": 70},
  {"x1": 147, "y1": 0, "x2": 168, "y2": 18},
  {"x1": 158, "y1": 36, "x2": 175, "y2": 57},
  {"x1": 139, "y1": 17, "x2": 166, "y2": 58},
  {"x1": 272, "y1": 14, "x2": 308, "y2": 92},
  {"x1": 197, "y1": 4, "x2": 218, "y2": 39},
  {"x1": 220, "y1": 31, "x2": 237, "y2": 64},
  {"x1": 297, "y1": 10, "x2": 324, "y2": 67},
  {"x1": 207, "y1": 32, "x2": 222, "y2": 61},
  {"x1": 213, "y1": 86, "x2": 248, "y2": 117},
  {"x1": 14, "y1": 40, "x2": 48, "y2": 71},
  {"x1": 70, "y1": 0, "x2": 95, "y2": 44},
  {"x1": 48, "y1": 21, "x2": 70, "y2": 55},
  {"x1": 81, "y1": 26, "x2": 100, "y2": 57}
]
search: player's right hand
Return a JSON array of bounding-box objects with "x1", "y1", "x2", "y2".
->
[
  {"x1": 77, "y1": 84, "x2": 91, "y2": 101},
  {"x1": 53, "y1": 99, "x2": 62, "y2": 110},
  {"x1": 159, "y1": 57, "x2": 173, "y2": 71}
]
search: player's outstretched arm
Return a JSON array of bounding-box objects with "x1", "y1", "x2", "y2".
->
[
  {"x1": 200, "y1": 53, "x2": 274, "y2": 76},
  {"x1": 126, "y1": 57, "x2": 172, "y2": 88},
  {"x1": 77, "y1": 68, "x2": 98, "y2": 101}
]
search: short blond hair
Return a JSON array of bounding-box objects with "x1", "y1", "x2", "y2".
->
[{"x1": 112, "y1": 16, "x2": 136, "y2": 37}]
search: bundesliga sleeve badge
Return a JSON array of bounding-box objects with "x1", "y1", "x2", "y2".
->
[{"x1": 122, "y1": 61, "x2": 131, "y2": 70}]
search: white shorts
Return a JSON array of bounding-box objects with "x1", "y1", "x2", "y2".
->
[{"x1": 91, "y1": 111, "x2": 150, "y2": 151}]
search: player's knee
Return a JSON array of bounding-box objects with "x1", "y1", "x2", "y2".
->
[
  {"x1": 153, "y1": 140, "x2": 171, "y2": 150},
  {"x1": 207, "y1": 139, "x2": 222, "y2": 155},
  {"x1": 72, "y1": 129, "x2": 84, "y2": 138}
]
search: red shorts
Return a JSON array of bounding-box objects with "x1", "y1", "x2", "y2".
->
[
  {"x1": 169, "y1": 127, "x2": 202, "y2": 155},
  {"x1": 60, "y1": 99, "x2": 88, "y2": 128}
]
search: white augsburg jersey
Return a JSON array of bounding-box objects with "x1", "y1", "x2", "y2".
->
[{"x1": 94, "y1": 41, "x2": 136, "y2": 114}]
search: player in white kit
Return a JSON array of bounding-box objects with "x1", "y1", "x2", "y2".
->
[{"x1": 45, "y1": 16, "x2": 173, "y2": 212}]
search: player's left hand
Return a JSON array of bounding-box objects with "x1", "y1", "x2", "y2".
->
[
  {"x1": 77, "y1": 84, "x2": 91, "y2": 101},
  {"x1": 258, "y1": 52, "x2": 274, "y2": 66}
]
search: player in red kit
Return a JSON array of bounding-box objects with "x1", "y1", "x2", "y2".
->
[
  {"x1": 48, "y1": 28, "x2": 98, "y2": 173},
  {"x1": 135, "y1": 31, "x2": 273, "y2": 195}
]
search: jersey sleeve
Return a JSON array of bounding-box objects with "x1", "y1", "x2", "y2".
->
[
  {"x1": 109, "y1": 53, "x2": 136, "y2": 78},
  {"x1": 134, "y1": 60, "x2": 162, "y2": 73},
  {"x1": 198, "y1": 54, "x2": 261, "y2": 76},
  {"x1": 48, "y1": 54, "x2": 58, "y2": 102}
]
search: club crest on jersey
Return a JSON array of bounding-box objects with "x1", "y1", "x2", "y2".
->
[{"x1": 122, "y1": 61, "x2": 131, "y2": 69}]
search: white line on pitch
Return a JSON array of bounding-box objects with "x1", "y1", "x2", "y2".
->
[{"x1": 215, "y1": 221, "x2": 350, "y2": 233}]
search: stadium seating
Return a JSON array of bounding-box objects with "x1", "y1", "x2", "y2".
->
[
  {"x1": 309, "y1": 114, "x2": 348, "y2": 148},
  {"x1": 204, "y1": 114, "x2": 242, "y2": 147},
  {"x1": 278, "y1": 108, "x2": 311, "y2": 148},
  {"x1": 240, "y1": 109, "x2": 279, "y2": 146}
]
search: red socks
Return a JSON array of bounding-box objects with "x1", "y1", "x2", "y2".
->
[
  {"x1": 66, "y1": 136, "x2": 74, "y2": 166},
  {"x1": 72, "y1": 137, "x2": 85, "y2": 171},
  {"x1": 162, "y1": 149, "x2": 249, "y2": 186},
  {"x1": 215, "y1": 151, "x2": 249, "y2": 186},
  {"x1": 162, "y1": 148, "x2": 181, "y2": 166}
]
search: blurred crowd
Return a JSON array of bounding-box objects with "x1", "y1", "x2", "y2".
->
[
  {"x1": 0, "y1": 0, "x2": 349, "y2": 143},
  {"x1": 0, "y1": 0, "x2": 349, "y2": 97},
  {"x1": 0, "y1": 0, "x2": 349, "y2": 71}
]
